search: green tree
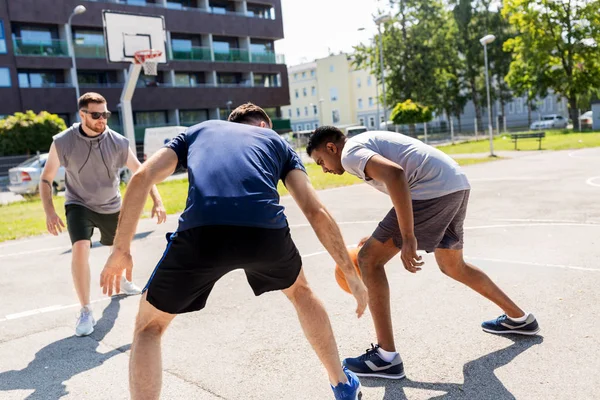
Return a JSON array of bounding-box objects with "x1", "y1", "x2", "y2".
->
[
  {"x1": 0, "y1": 111, "x2": 66, "y2": 156},
  {"x1": 390, "y1": 100, "x2": 433, "y2": 127},
  {"x1": 503, "y1": 0, "x2": 600, "y2": 129}
]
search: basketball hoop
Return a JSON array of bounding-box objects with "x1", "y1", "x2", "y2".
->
[{"x1": 134, "y1": 49, "x2": 162, "y2": 76}]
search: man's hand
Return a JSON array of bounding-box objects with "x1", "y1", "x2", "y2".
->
[
  {"x1": 151, "y1": 202, "x2": 167, "y2": 224},
  {"x1": 346, "y1": 275, "x2": 369, "y2": 318},
  {"x1": 46, "y1": 212, "x2": 65, "y2": 236},
  {"x1": 401, "y1": 235, "x2": 423, "y2": 273},
  {"x1": 100, "y1": 249, "x2": 133, "y2": 296}
]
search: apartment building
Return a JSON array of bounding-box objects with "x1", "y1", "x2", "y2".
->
[{"x1": 0, "y1": 0, "x2": 291, "y2": 142}]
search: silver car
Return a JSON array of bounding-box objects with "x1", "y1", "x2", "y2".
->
[
  {"x1": 530, "y1": 114, "x2": 569, "y2": 130},
  {"x1": 8, "y1": 154, "x2": 66, "y2": 196}
]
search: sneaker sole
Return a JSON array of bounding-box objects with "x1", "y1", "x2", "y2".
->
[
  {"x1": 354, "y1": 372, "x2": 406, "y2": 380},
  {"x1": 482, "y1": 327, "x2": 541, "y2": 336}
]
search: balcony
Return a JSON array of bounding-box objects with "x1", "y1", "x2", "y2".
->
[
  {"x1": 214, "y1": 48, "x2": 250, "y2": 63},
  {"x1": 171, "y1": 46, "x2": 211, "y2": 61},
  {"x1": 13, "y1": 38, "x2": 69, "y2": 57},
  {"x1": 251, "y1": 51, "x2": 285, "y2": 64},
  {"x1": 74, "y1": 43, "x2": 106, "y2": 59}
]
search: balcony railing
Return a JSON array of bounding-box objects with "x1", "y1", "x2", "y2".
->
[
  {"x1": 214, "y1": 48, "x2": 250, "y2": 63},
  {"x1": 20, "y1": 82, "x2": 73, "y2": 88},
  {"x1": 251, "y1": 51, "x2": 285, "y2": 64},
  {"x1": 74, "y1": 43, "x2": 106, "y2": 58},
  {"x1": 171, "y1": 46, "x2": 211, "y2": 61},
  {"x1": 13, "y1": 38, "x2": 69, "y2": 57}
]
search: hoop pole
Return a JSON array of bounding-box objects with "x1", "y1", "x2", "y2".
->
[{"x1": 120, "y1": 63, "x2": 142, "y2": 152}]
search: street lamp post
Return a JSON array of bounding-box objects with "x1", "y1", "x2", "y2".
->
[
  {"x1": 480, "y1": 34, "x2": 496, "y2": 157},
  {"x1": 374, "y1": 14, "x2": 391, "y2": 128},
  {"x1": 226, "y1": 100, "x2": 233, "y2": 117},
  {"x1": 66, "y1": 5, "x2": 86, "y2": 111}
]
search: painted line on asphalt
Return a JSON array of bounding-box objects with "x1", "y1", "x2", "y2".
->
[
  {"x1": 466, "y1": 256, "x2": 599, "y2": 273},
  {"x1": 585, "y1": 176, "x2": 600, "y2": 187}
]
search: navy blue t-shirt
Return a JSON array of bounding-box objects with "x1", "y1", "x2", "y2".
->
[{"x1": 166, "y1": 120, "x2": 306, "y2": 231}]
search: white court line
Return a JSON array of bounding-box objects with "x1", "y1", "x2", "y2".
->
[
  {"x1": 585, "y1": 176, "x2": 600, "y2": 188},
  {"x1": 465, "y1": 222, "x2": 600, "y2": 230},
  {"x1": 466, "y1": 256, "x2": 599, "y2": 273},
  {"x1": 0, "y1": 246, "x2": 67, "y2": 259},
  {"x1": 0, "y1": 249, "x2": 334, "y2": 323},
  {"x1": 493, "y1": 218, "x2": 585, "y2": 224},
  {"x1": 469, "y1": 177, "x2": 545, "y2": 182}
]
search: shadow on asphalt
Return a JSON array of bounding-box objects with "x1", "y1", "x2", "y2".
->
[
  {"x1": 361, "y1": 335, "x2": 544, "y2": 399},
  {"x1": 0, "y1": 296, "x2": 131, "y2": 399}
]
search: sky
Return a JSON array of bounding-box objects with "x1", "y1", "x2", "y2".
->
[{"x1": 276, "y1": 0, "x2": 389, "y2": 66}]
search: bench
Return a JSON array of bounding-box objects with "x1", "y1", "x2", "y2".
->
[{"x1": 511, "y1": 132, "x2": 545, "y2": 150}]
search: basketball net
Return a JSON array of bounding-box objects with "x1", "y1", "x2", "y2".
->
[{"x1": 134, "y1": 49, "x2": 162, "y2": 76}]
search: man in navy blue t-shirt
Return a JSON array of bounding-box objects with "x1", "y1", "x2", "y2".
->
[{"x1": 100, "y1": 103, "x2": 367, "y2": 399}]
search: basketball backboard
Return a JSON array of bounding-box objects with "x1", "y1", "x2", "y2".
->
[{"x1": 102, "y1": 10, "x2": 167, "y2": 64}]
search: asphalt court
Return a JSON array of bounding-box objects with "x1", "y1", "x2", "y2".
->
[{"x1": 0, "y1": 148, "x2": 599, "y2": 399}]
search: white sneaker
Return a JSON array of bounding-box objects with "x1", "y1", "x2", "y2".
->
[
  {"x1": 75, "y1": 307, "x2": 96, "y2": 337},
  {"x1": 120, "y1": 276, "x2": 142, "y2": 296}
]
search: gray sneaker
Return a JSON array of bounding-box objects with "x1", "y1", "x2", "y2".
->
[
  {"x1": 120, "y1": 277, "x2": 142, "y2": 296},
  {"x1": 75, "y1": 307, "x2": 96, "y2": 337}
]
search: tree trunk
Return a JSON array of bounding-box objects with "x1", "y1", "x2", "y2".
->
[
  {"x1": 408, "y1": 123, "x2": 416, "y2": 137},
  {"x1": 527, "y1": 99, "x2": 532, "y2": 127},
  {"x1": 568, "y1": 96, "x2": 579, "y2": 131},
  {"x1": 469, "y1": 76, "x2": 483, "y2": 137},
  {"x1": 457, "y1": 114, "x2": 462, "y2": 133}
]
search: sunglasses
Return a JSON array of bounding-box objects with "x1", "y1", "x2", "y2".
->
[{"x1": 82, "y1": 110, "x2": 111, "y2": 120}]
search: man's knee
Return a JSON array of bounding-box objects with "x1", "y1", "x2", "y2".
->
[
  {"x1": 283, "y1": 271, "x2": 313, "y2": 304},
  {"x1": 435, "y1": 251, "x2": 466, "y2": 277},
  {"x1": 134, "y1": 295, "x2": 173, "y2": 337},
  {"x1": 357, "y1": 238, "x2": 386, "y2": 274}
]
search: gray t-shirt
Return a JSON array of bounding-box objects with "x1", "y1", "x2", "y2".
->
[
  {"x1": 341, "y1": 131, "x2": 470, "y2": 200},
  {"x1": 53, "y1": 124, "x2": 129, "y2": 213}
]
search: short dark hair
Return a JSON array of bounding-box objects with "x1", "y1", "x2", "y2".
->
[
  {"x1": 228, "y1": 102, "x2": 272, "y2": 128},
  {"x1": 306, "y1": 126, "x2": 345, "y2": 156},
  {"x1": 78, "y1": 92, "x2": 107, "y2": 110}
]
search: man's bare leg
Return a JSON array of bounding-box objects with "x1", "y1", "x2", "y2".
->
[
  {"x1": 435, "y1": 249, "x2": 524, "y2": 318},
  {"x1": 130, "y1": 293, "x2": 176, "y2": 400},
  {"x1": 356, "y1": 237, "x2": 400, "y2": 352},
  {"x1": 72, "y1": 240, "x2": 91, "y2": 307},
  {"x1": 282, "y1": 269, "x2": 347, "y2": 386}
]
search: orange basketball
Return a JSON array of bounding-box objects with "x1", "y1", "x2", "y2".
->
[{"x1": 335, "y1": 247, "x2": 362, "y2": 294}]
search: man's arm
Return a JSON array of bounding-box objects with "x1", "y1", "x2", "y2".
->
[
  {"x1": 284, "y1": 169, "x2": 368, "y2": 318},
  {"x1": 364, "y1": 155, "x2": 424, "y2": 273},
  {"x1": 40, "y1": 143, "x2": 65, "y2": 235},
  {"x1": 126, "y1": 147, "x2": 167, "y2": 224},
  {"x1": 100, "y1": 148, "x2": 178, "y2": 296}
]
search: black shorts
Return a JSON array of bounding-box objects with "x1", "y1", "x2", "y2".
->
[
  {"x1": 65, "y1": 204, "x2": 120, "y2": 246},
  {"x1": 144, "y1": 225, "x2": 303, "y2": 314}
]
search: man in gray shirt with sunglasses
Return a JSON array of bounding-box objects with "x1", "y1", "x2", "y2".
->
[{"x1": 40, "y1": 92, "x2": 167, "y2": 337}]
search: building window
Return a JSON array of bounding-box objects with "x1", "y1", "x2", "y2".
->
[
  {"x1": 332, "y1": 109, "x2": 340, "y2": 124},
  {"x1": 254, "y1": 73, "x2": 279, "y2": 87},
  {"x1": 330, "y1": 87, "x2": 338, "y2": 101},
  {"x1": 330, "y1": 65, "x2": 334, "y2": 72},
  {"x1": 313, "y1": 105, "x2": 318, "y2": 115},
  {"x1": 367, "y1": 76, "x2": 372, "y2": 86},
  {"x1": 294, "y1": 73, "x2": 298, "y2": 80},
  {"x1": 247, "y1": 3, "x2": 275, "y2": 19},
  {"x1": 369, "y1": 116, "x2": 375, "y2": 127},
  {"x1": 179, "y1": 109, "x2": 209, "y2": 125},
  {"x1": 508, "y1": 102, "x2": 515, "y2": 114},
  {"x1": 303, "y1": 87, "x2": 307, "y2": 97},
  {"x1": 302, "y1": 71, "x2": 306, "y2": 78},
  {"x1": 380, "y1": 115, "x2": 384, "y2": 123},
  {"x1": 288, "y1": 109, "x2": 292, "y2": 118},
  {"x1": 0, "y1": 68, "x2": 10, "y2": 87},
  {"x1": 134, "y1": 111, "x2": 169, "y2": 127},
  {"x1": 358, "y1": 98, "x2": 363, "y2": 109},
  {"x1": 18, "y1": 70, "x2": 63, "y2": 87},
  {"x1": 314, "y1": 123, "x2": 319, "y2": 129},
  {"x1": 304, "y1": 106, "x2": 308, "y2": 116},
  {"x1": 357, "y1": 77, "x2": 361, "y2": 88},
  {"x1": 311, "y1": 70, "x2": 315, "y2": 77},
  {"x1": 359, "y1": 117, "x2": 365, "y2": 126},
  {"x1": 175, "y1": 72, "x2": 206, "y2": 87},
  {"x1": 296, "y1": 108, "x2": 300, "y2": 117},
  {"x1": 517, "y1": 98, "x2": 524, "y2": 114},
  {"x1": 210, "y1": 0, "x2": 236, "y2": 14},
  {"x1": 368, "y1": 97, "x2": 374, "y2": 107},
  {"x1": 296, "y1": 124, "x2": 302, "y2": 131},
  {"x1": 295, "y1": 89, "x2": 299, "y2": 98},
  {"x1": 217, "y1": 72, "x2": 244, "y2": 85},
  {"x1": 0, "y1": 20, "x2": 6, "y2": 54},
  {"x1": 311, "y1": 86, "x2": 316, "y2": 96},
  {"x1": 305, "y1": 123, "x2": 310, "y2": 130}
]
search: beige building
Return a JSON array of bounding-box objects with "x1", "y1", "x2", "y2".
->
[{"x1": 282, "y1": 53, "x2": 387, "y2": 132}]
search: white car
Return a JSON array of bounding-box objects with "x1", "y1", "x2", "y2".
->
[
  {"x1": 345, "y1": 125, "x2": 368, "y2": 138},
  {"x1": 579, "y1": 111, "x2": 593, "y2": 129},
  {"x1": 530, "y1": 114, "x2": 568, "y2": 130},
  {"x1": 8, "y1": 154, "x2": 66, "y2": 196}
]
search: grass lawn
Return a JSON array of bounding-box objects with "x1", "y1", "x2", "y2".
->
[
  {"x1": 437, "y1": 129, "x2": 600, "y2": 154},
  {"x1": 0, "y1": 163, "x2": 361, "y2": 243},
  {"x1": 453, "y1": 157, "x2": 504, "y2": 166}
]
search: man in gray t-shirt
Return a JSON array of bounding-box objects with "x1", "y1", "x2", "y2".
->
[
  {"x1": 307, "y1": 127, "x2": 539, "y2": 379},
  {"x1": 40, "y1": 92, "x2": 167, "y2": 337}
]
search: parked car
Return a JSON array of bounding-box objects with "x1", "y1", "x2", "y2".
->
[
  {"x1": 579, "y1": 111, "x2": 593, "y2": 129},
  {"x1": 345, "y1": 125, "x2": 368, "y2": 138},
  {"x1": 8, "y1": 154, "x2": 65, "y2": 196},
  {"x1": 530, "y1": 114, "x2": 568, "y2": 130},
  {"x1": 143, "y1": 126, "x2": 187, "y2": 161}
]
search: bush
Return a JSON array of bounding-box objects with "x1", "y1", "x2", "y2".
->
[
  {"x1": 390, "y1": 100, "x2": 433, "y2": 125},
  {"x1": 0, "y1": 111, "x2": 67, "y2": 156}
]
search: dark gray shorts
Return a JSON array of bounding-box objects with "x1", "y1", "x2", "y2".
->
[
  {"x1": 372, "y1": 190, "x2": 470, "y2": 253},
  {"x1": 65, "y1": 204, "x2": 120, "y2": 246}
]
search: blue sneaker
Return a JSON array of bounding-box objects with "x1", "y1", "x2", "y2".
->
[
  {"x1": 482, "y1": 313, "x2": 540, "y2": 335},
  {"x1": 331, "y1": 367, "x2": 362, "y2": 400},
  {"x1": 343, "y1": 344, "x2": 405, "y2": 380}
]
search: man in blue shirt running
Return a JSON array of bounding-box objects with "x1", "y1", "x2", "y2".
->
[{"x1": 100, "y1": 103, "x2": 367, "y2": 400}]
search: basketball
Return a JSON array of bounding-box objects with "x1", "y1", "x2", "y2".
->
[{"x1": 335, "y1": 247, "x2": 362, "y2": 294}]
